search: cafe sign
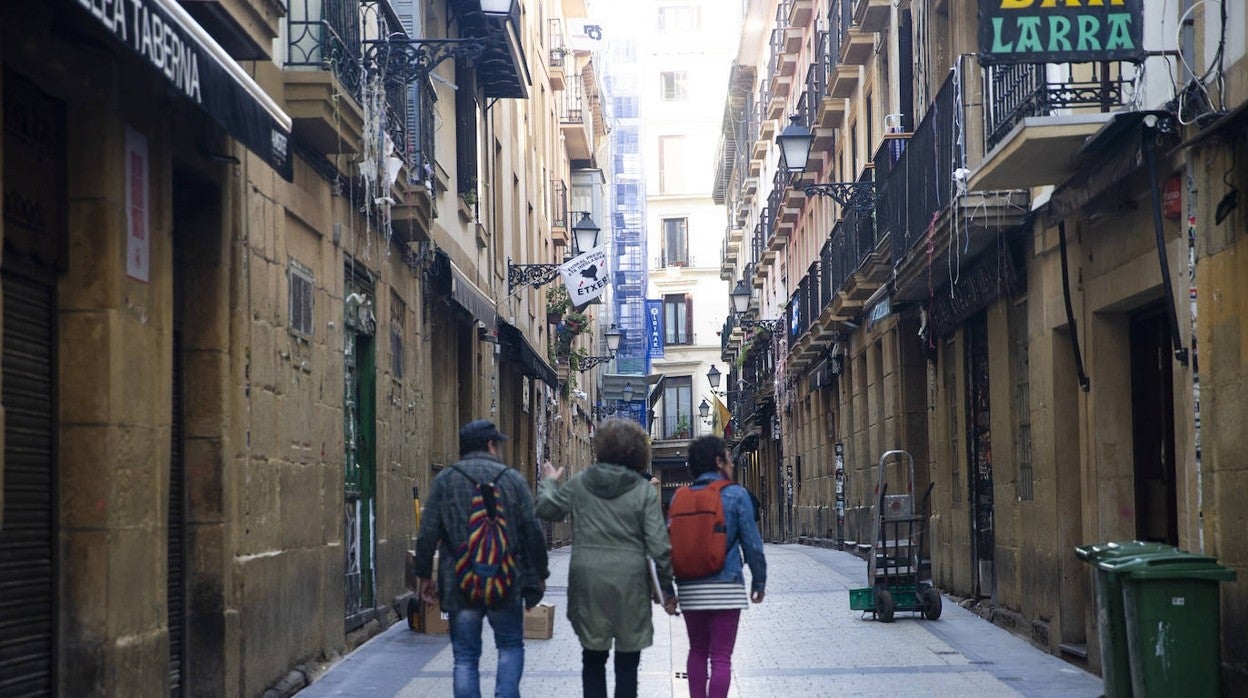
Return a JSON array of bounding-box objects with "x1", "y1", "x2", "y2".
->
[{"x1": 978, "y1": 0, "x2": 1145, "y2": 65}]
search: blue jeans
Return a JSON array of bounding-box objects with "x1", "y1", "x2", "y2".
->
[{"x1": 448, "y1": 599, "x2": 525, "y2": 698}]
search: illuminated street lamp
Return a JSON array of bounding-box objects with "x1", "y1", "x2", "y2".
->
[
  {"x1": 707, "y1": 364, "x2": 722, "y2": 391},
  {"x1": 480, "y1": 0, "x2": 514, "y2": 17},
  {"x1": 776, "y1": 114, "x2": 815, "y2": 176},
  {"x1": 572, "y1": 211, "x2": 602, "y2": 254},
  {"x1": 730, "y1": 279, "x2": 752, "y2": 315}
]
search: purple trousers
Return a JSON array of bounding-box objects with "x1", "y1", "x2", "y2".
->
[{"x1": 682, "y1": 609, "x2": 741, "y2": 698}]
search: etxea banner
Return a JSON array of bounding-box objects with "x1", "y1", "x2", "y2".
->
[
  {"x1": 559, "y1": 244, "x2": 610, "y2": 306},
  {"x1": 977, "y1": 0, "x2": 1144, "y2": 65}
]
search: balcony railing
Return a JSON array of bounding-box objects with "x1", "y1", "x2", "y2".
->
[
  {"x1": 803, "y1": 34, "x2": 828, "y2": 126},
  {"x1": 871, "y1": 132, "x2": 909, "y2": 250},
  {"x1": 820, "y1": 168, "x2": 877, "y2": 297},
  {"x1": 984, "y1": 62, "x2": 1129, "y2": 151},
  {"x1": 767, "y1": 1, "x2": 793, "y2": 84},
  {"x1": 787, "y1": 261, "x2": 819, "y2": 339},
  {"x1": 560, "y1": 79, "x2": 584, "y2": 123},
  {"x1": 765, "y1": 185, "x2": 784, "y2": 249},
  {"x1": 548, "y1": 18, "x2": 566, "y2": 68},
  {"x1": 658, "y1": 414, "x2": 696, "y2": 441},
  {"x1": 550, "y1": 178, "x2": 568, "y2": 229},
  {"x1": 829, "y1": 0, "x2": 852, "y2": 63},
  {"x1": 288, "y1": 0, "x2": 363, "y2": 98},
  {"x1": 819, "y1": 236, "x2": 835, "y2": 309},
  {"x1": 884, "y1": 70, "x2": 960, "y2": 266},
  {"x1": 751, "y1": 218, "x2": 765, "y2": 265}
]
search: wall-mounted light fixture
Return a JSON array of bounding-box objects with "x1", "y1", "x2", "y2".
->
[
  {"x1": 576, "y1": 324, "x2": 622, "y2": 372},
  {"x1": 508, "y1": 211, "x2": 601, "y2": 291},
  {"x1": 777, "y1": 115, "x2": 877, "y2": 212}
]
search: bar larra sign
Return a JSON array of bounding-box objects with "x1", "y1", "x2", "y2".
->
[{"x1": 977, "y1": 0, "x2": 1145, "y2": 65}]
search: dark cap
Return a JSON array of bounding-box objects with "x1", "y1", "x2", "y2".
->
[{"x1": 459, "y1": 419, "x2": 508, "y2": 455}]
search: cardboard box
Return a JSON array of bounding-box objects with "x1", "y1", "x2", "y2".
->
[
  {"x1": 422, "y1": 598, "x2": 450, "y2": 634},
  {"x1": 523, "y1": 603, "x2": 555, "y2": 640}
]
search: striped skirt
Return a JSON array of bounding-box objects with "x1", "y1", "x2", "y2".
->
[{"x1": 675, "y1": 581, "x2": 749, "y2": 611}]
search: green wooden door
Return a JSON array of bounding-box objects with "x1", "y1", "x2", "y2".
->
[{"x1": 344, "y1": 283, "x2": 377, "y2": 628}]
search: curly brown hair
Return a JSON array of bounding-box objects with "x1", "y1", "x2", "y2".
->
[{"x1": 592, "y1": 418, "x2": 651, "y2": 473}]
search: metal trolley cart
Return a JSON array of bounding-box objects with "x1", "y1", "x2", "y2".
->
[{"x1": 849, "y1": 450, "x2": 942, "y2": 622}]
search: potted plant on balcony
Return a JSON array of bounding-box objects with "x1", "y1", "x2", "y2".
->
[
  {"x1": 547, "y1": 285, "x2": 571, "y2": 325},
  {"x1": 563, "y1": 309, "x2": 591, "y2": 335},
  {"x1": 674, "y1": 414, "x2": 691, "y2": 439}
]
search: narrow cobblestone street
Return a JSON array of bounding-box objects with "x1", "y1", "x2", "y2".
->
[{"x1": 300, "y1": 545, "x2": 1100, "y2": 697}]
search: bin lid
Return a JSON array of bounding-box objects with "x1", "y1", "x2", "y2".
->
[
  {"x1": 1096, "y1": 551, "x2": 1238, "y2": 582},
  {"x1": 1074, "y1": 540, "x2": 1179, "y2": 563}
]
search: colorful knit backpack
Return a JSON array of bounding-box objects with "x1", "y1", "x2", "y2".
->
[{"x1": 451, "y1": 466, "x2": 517, "y2": 606}]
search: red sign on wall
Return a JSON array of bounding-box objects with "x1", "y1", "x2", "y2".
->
[{"x1": 1163, "y1": 175, "x2": 1182, "y2": 220}]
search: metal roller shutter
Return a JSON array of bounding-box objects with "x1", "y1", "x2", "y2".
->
[{"x1": 0, "y1": 269, "x2": 56, "y2": 696}]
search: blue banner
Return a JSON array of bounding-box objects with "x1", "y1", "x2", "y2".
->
[{"x1": 645, "y1": 299, "x2": 664, "y2": 359}]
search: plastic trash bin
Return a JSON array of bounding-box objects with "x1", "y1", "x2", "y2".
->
[
  {"x1": 1097, "y1": 552, "x2": 1235, "y2": 697},
  {"x1": 1074, "y1": 541, "x2": 1179, "y2": 697}
]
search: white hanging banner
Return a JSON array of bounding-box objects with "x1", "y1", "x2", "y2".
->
[{"x1": 559, "y1": 244, "x2": 611, "y2": 306}]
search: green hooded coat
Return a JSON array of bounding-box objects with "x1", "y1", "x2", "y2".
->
[{"x1": 536, "y1": 462, "x2": 674, "y2": 652}]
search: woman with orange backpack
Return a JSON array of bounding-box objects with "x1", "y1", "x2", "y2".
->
[{"x1": 668, "y1": 435, "x2": 767, "y2": 698}]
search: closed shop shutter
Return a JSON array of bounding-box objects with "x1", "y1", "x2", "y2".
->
[
  {"x1": 0, "y1": 269, "x2": 56, "y2": 695},
  {"x1": 168, "y1": 329, "x2": 185, "y2": 696}
]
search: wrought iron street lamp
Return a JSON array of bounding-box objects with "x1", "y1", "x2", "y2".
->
[
  {"x1": 730, "y1": 279, "x2": 752, "y2": 315},
  {"x1": 361, "y1": 38, "x2": 487, "y2": 90},
  {"x1": 707, "y1": 364, "x2": 722, "y2": 391},
  {"x1": 728, "y1": 281, "x2": 780, "y2": 331},
  {"x1": 621, "y1": 382, "x2": 635, "y2": 403},
  {"x1": 575, "y1": 316, "x2": 622, "y2": 374},
  {"x1": 777, "y1": 115, "x2": 815, "y2": 176},
  {"x1": 508, "y1": 211, "x2": 601, "y2": 292},
  {"x1": 698, "y1": 399, "x2": 711, "y2": 420},
  {"x1": 572, "y1": 211, "x2": 601, "y2": 253},
  {"x1": 778, "y1": 115, "x2": 877, "y2": 213}
]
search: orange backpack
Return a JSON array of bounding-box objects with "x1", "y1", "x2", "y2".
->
[{"x1": 668, "y1": 480, "x2": 731, "y2": 579}]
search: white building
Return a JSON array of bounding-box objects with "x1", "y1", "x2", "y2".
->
[{"x1": 638, "y1": 0, "x2": 745, "y2": 442}]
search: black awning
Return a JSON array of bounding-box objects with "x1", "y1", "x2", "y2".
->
[
  {"x1": 450, "y1": 261, "x2": 498, "y2": 331},
  {"x1": 499, "y1": 322, "x2": 558, "y2": 389},
  {"x1": 68, "y1": 0, "x2": 292, "y2": 179}
]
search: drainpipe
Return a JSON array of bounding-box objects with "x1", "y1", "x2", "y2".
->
[
  {"x1": 1057, "y1": 222, "x2": 1090, "y2": 392},
  {"x1": 1142, "y1": 120, "x2": 1189, "y2": 366}
]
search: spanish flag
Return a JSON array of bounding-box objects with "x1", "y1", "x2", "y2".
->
[{"x1": 712, "y1": 395, "x2": 732, "y2": 437}]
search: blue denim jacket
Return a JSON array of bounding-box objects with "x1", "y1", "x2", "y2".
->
[{"x1": 680, "y1": 472, "x2": 767, "y2": 593}]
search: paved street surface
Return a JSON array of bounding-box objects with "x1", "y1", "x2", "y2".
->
[{"x1": 300, "y1": 545, "x2": 1101, "y2": 697}]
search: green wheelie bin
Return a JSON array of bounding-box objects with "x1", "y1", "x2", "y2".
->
[
  {"x1": 1074, "y1": 541, "x2": 1179, "y2": 697},
  {"x1": 1097, "y1": 552, "x2": 1236, "y2": 697}
]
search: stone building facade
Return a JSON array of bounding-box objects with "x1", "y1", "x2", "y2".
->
[
  {"x1": 0, "y1": 0, "x2": 606, "y2": 694},
  {"x1": 717, "y1": 0, "x2": 1247, "y2": 690}
]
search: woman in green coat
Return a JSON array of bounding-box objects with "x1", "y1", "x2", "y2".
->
[{"x1": 537, "y1": 418, "x2": 678, "y2": 698}]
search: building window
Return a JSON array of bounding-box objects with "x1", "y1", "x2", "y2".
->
[
  {"x1": 391, "y1": 292, "x2": 406, "y2": 379},
  {"x1": 658, "y1": 135, "x2": 686, "y2": 194},
  {"x1": 662, "y1": 218, "x2": 688, "y2": 267},
  {"x1": 664, "y1": 294, "x2": 691, "y2": 345},
  {"x1": 455, "y1": 58, "x2": 479, "y2": 197},
  {"x1": 662, "y1": 376, "x2": 693, "y2": 438},
  {"x1": 660, "y1": 71, "x2": 688, "y2": 101},
  {"x1": 288, "y1": 260, "x2": 314, "y2": 338},
  {"x1": 657, "y1": 5, "x2": 700, "y2": 32}
]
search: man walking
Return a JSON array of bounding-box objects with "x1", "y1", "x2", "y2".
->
[{"x1": 414, "y1": 419, "x2": 549, "y2": 698}]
